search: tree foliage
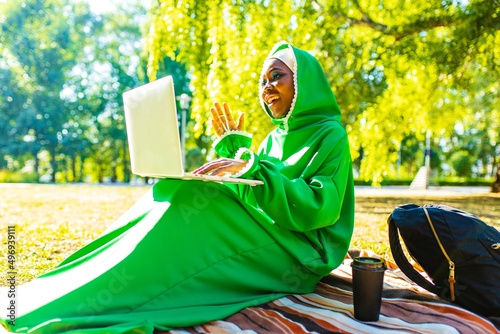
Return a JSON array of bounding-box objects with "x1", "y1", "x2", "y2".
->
[
  {"x1": 0, "y1": 0, "x2": 498, "y2": 188},
  {"x1": 0, "y1": 0, "x2": 190, "y2": 183},
  {"x1": 1, "y1": 0, "x2": 97, "y2": 181},
  {"x1": 146, "y1": 0, "x2": 500, "y2": 186}
]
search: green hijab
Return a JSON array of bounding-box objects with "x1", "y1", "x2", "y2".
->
[{"x1": 259, "y1": 42, "x2": 342, "y2": 132}]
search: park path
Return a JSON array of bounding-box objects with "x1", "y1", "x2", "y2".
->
[{"x1": 355, "y1": 185, "x2": 492, "y2": 197}]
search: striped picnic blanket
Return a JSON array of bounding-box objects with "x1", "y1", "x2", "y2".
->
[{"x1": 168, "y1": 250, "x2": 500, "y2": 334}]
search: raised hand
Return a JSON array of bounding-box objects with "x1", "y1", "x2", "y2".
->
[{"x1": 210, "y1": 102, "x2": 245, "y2": 137}]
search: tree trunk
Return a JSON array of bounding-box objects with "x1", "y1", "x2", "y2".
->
[
  {"x1": 34, "y1": 152, "x2": 40, "y2": 182},
  {"x1": 71, "y1": 154, "x2": 76, "y2": 182},
  {"x1": 491, "y1": 161, "x2": 500, "y2": 193},
  {"x1": 98, "y1": 161, "x2": 104, "y2": 183},
  {"x1": 73, "y1": 155, "x2": 79, "y2": 182},
  {"x1": 78, "y1": 156, "x2": 85, "y2": 183},
  {"x1": 123, "y1": 140, "x2": 131, "y2": 183},
  {"x1": 50, "y1": 148, "x2": 57, "y2": 183},
  {"x1": 111, "y1": 165, "x2": 117, "y2": 183},
  {"x1": 111, "y1": 147, "x2": 118, "y2": 183}
]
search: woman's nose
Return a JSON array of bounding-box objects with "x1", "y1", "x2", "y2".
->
[{"x1": 264, "y1": 81, "x2": 273, "y2": 91}]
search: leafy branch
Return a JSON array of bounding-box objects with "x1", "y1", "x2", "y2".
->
[{"x1": 312, "y1": 0, "x2": 459, "y2": 41}]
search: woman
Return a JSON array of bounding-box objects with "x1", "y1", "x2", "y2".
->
[{"x1": 0, "y1": 42, "x2": 354, "y2": 333}]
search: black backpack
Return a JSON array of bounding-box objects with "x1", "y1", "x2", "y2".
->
[{"x1": 388, "y1": 203, "x2": 500, "y2": 317}]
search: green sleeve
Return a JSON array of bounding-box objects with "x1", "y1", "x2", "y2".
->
[
  {"x1": 235, "y1": 133, "x2": 352, "y2": 232},
  {"x1": 212, "y1": 130, "x2": 252, "y2": 158}
]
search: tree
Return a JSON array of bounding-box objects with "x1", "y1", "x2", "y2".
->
[
  {"x1": 80, "y1": 2, "x2": 192, "y2": 182},
  {"x1": 450, "y1": 150, "x2": 473, "y2": 177},
  {"x1": 0, "y1": 0, "x2": 192, "y2": 183},
  {"x1": 0, "y1": 0, "x2": 97, "y2": 182},
  {"x1": 146, "y1": 0, "x2": 500, "y2": 187},
  {"x1": 73, "y1": 1, "x2": 147, "y2": 182}
]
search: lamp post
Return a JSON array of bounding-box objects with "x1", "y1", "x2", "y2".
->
[
  {"x1": 176, "y1": 93, "x2": 192, "y2": 168},
  {"x1": 425, "y1": 130, "x2": 431, "y2": 189}
]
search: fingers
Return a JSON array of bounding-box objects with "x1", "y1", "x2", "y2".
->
[
  {"x1": 223, "y1": 102, "x2": 236, "y2": 130},
  {"x1": 210, "y1": 165, "x2": 242, "y2": 176},
  {"x1": 192, "y1": 159, "x2": 246, "y2": 176},
  {"x1": 211, "y1": 119, "x2": 223, "y2": 136},
  {"x1": 210, "y1": 104, "x2": 225, "y2": 134},
  {"x1": 211, "y1": 159, "x2": 247, "y2": 176},
  {"x1": 215, "y1": 102, "x2": 231, "y2": 131},
  {"x1": 191, "y1": 163, "x2": 205, "y2": 174},
  {"x1": 213, "y1": 102, "x2": 229, "y2": 132},
  {"x1": 210, "y1": 102, "x2": 242, "y2": 135},
  {"x1": 210, "y1": 168, "x2": 233, "y2": 176},
  {"x1": 210, "y1": 106, "x2": 219, "y2": 123},
  {"x1": 237, "y1": 112, "x2": 245, "y2": 131},
  {"x1": 192, "y1": 159, "x2": 228, "y2": 175}
]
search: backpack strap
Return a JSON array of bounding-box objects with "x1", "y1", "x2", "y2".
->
[
  {"x1": 422, "y1": 207, "x2": 456, "y2": 301},
  {"x1": 388, "y1": 214, "x2": 443, "y2": 296}
]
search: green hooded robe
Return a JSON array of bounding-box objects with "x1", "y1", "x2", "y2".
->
[{"x1": 0, "y1": 42, "x2": 354, "y2": 334}]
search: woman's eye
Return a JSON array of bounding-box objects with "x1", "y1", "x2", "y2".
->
[
  {"x1": 260, "y1": 79, "x2": 266, "y2": 86},
  {"x1": 272, "y1": 73, "x2": 281, "y2": 80}
]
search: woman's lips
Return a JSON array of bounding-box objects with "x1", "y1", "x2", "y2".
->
[{"x1": 266, "y1": 95, "x2": 280, "y2": 106}]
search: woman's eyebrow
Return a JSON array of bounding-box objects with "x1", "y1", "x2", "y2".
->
[{"x1": 267, "y1": 67, "x2": 285, "y2": 74}]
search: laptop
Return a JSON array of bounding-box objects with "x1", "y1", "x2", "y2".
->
[{"x1": 122, "y1": 75, "x2": 263, "y2": 186}]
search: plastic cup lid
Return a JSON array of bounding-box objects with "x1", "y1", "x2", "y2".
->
[{"x1": 351, "y1": 257, "x2": 386, "y2": 268}]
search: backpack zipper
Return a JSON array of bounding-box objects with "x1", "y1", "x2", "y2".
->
[{"x1": 423, "y1": 207, "x2": 456, "y2": 301}]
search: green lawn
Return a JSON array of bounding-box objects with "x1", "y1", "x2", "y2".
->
[
  {"x1": 1, "y1": 184, "x2": 499, "y2": 285},
  {"x1": 351, "y1": 193, "x2": 500, "y2": 260}
]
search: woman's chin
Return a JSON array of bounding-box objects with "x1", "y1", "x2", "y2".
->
[{"x1": 271, "y1": 109, "x2": 288, "y2": 119}]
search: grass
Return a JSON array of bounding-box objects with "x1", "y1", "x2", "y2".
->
[
  {"x1": 0, "y1": 184, "x2": 499, "y2": 285},
  {"x1": 0, "y1": 184, "x2": 148, "y2": 285},
  {"x1": 351, "y1": 194, "x2": 500, "y2": 260}
]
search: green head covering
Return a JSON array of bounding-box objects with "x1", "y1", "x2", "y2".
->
[{"x1": 259, "y1": 42, "x2": 342, "y2": 132}]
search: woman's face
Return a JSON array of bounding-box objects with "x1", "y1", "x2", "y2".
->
[{"x1": 260, "y1": 58, "x2": 295, "y2": 118}]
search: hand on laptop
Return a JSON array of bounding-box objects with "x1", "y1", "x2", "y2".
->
[
  {"x1": 210, "y1": 102, "x2": 245, "y2": 136},
  {"x1": 192, "y1": 158, "x2": 247, "y2": 176}
]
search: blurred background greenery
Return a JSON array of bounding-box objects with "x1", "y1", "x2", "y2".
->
[{"x1": 0, "y1": 0, "x2": 499, "y2": 190}]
